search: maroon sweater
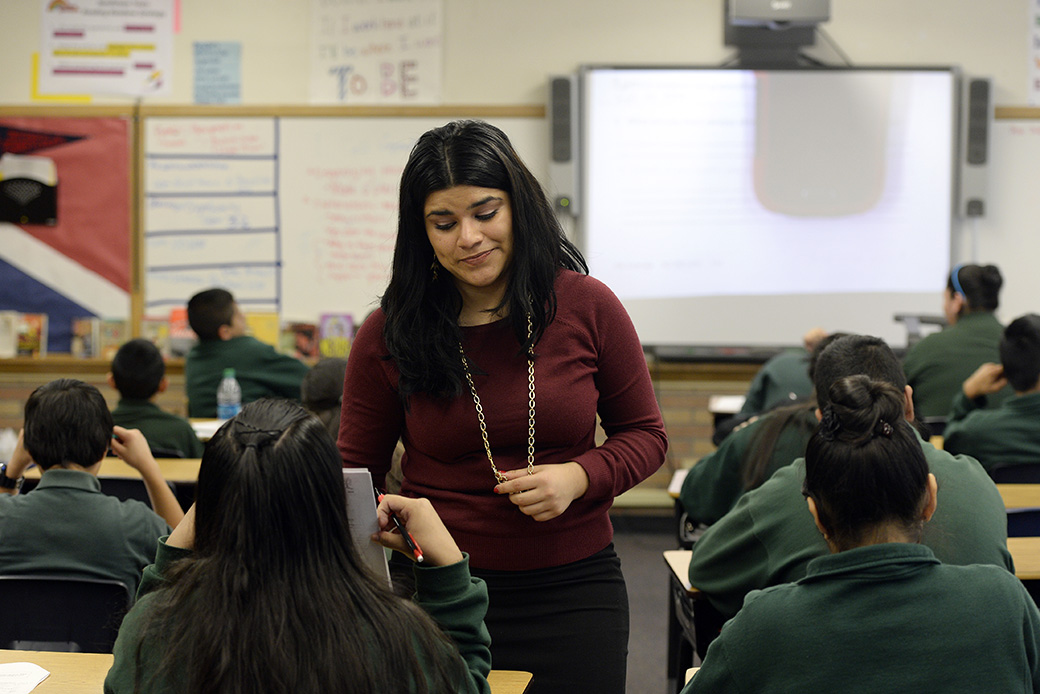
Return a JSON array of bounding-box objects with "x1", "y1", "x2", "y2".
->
[{"x1": 339, "y1": 271, "x2": 667, "y2": 571}]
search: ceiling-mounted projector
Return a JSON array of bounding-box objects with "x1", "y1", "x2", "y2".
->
[{"x1": 729, "y1": 0, "x2": 830, "y2": 27}]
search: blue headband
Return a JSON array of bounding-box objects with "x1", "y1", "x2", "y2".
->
[{"x1": 950, "y1": 263, "x2": 966, "y2": 297}]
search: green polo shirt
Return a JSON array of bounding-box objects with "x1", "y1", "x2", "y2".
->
[
  {"x1": 687, "y1": 433, "x2": 1013, "y2": 619},
  {"x1": 0, "y1": 470, "x2": 170, "y2": 596},
  {"x1": 185, "y1": 336, "x2": 310, "y2": 418},
  {"x1": 943, "y1": 390, "x2": 1040, "y2": 472},
  {"x1": 111, "y1": 399, "x2": 203, "y2": 458},
  {"x1": 903, "y1": 311, "x2": 1011, "y2": 418}
]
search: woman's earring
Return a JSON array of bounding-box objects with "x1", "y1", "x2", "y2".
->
[{"x1": 430, "y1": 260, "x2": 439, "y2": 281}]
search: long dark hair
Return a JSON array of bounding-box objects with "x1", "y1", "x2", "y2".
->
[
  {"x1": 137, "y1": 399, "x2": 467, "y2": 694},
  {"x1": 804, "y1": 376, "x2": 930, "y2": 551},
  {"x1": 381, "y1": 120, "x2": 587, "y2": 401}
]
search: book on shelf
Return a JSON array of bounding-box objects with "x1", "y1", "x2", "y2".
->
[
  {"x1": 280, "y1": 322, "x2": 319, "y2": 360},
  {"x1": 16, "y1": 313, "x2": 47, "y2": 357},
  {"x1": 140, "y1": 317, "x2": 172, "y2": 357},
  {"x1": 0, "y1": 311, "x2": 18, "y2": 358},
  {"x1": 245, "y1": 311, "x2": 280, "y2": 347},
  {"x1": 318, "y1": 313, "x2": 353, "y2": 358},
  {"x1": 70, "y1": 317, "x2": 100, "y2": 358},
  {"x1": 168, "y1": 307, "x2": 197, "y2": 358},
  {"x1": 98, "y1": 319, "x2": 129, "y2": 361}
]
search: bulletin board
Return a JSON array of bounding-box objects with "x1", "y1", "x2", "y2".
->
[{"x1": 139, "y1": 106, "x2": 547, "y2": 325}]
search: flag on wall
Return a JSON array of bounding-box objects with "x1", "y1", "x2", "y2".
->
[{"x1": 0, "y1": 117, "x2": 131, "y2": 354}]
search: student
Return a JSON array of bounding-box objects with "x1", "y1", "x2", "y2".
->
[
  {"x1": 184, "y1": 288, "x2": 310, "y2": 418},
  {"x1": 731, "y1": 327, "x2": 827, "y2": 418},
  {"x1": 105, "y1": 399, "x2": 492, "y2": 694},
  {"x1": 108, "y1": 338, "x2": 203, "y2": 458},
  {"x1": 943, "y1": 313, "x2": 1040, "y2": 472},
  {"x1": 339, "y1": 120, "x2": 667, "y2": 694},
  {"x1": 687, "y1": 335, "x2": 1012, "y2": 621},
  {"x1": 903, "y1": 263, "x2": 1011, "y2": 419},
  {"x1": 0, "y1": 379, "x2": 182, "y2": 596},
  {"x1": 300, "y1": 356, "x2": 348, "y2": 439},
  {"x1": 680, "y1": 333, "x2": 842, "y2": 527},
  {"x1": 684, "y1": 375, "x2": 1040, "y2": 693}
]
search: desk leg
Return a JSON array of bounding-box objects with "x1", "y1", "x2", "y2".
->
[{"x1": 667, "y1": 574, "x2": 695, "y2": 694}]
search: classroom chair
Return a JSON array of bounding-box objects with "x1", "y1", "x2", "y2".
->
[
  {"x1": 990, "y1": 463, "x2": 1040, "y2": 484},
  {"x1": 0, "y1": 575, "x2": 131, "y2": 653}
]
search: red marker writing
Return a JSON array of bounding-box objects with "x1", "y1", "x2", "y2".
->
[{"x1": 376, "y1": 489, "x2": 424, "y2": 563}]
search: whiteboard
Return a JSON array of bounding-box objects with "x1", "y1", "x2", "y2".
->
[{"x1": 142, "y1": 114, "x2": 547, "y2": 323}]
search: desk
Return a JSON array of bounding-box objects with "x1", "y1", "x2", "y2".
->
[
  {"x1": 0, "y1": 650, "x2": 532, "y2": 694},
  {"x1": 23, "y1": 459, "x2": 201, "y2": 484},
  {"x1": 664, "y1": 549, "x2": 712, "y2": 694},
  {"x1": 998, "y1": 485, "x2": 1040, "y2": 510}
]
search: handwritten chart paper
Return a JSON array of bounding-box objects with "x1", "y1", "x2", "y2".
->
[
  {"x1": 310, "y1": 0, "x2": 443, "y2": 104},
  {"x1": 144, "y1": 118, "x2": 280, "y2": 316},
  {"x1": 39, "y1": 0, "x2": 173, "y2": 97}
]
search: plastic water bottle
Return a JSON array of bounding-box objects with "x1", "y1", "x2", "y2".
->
[{"x1": 216, "y1": 368, "x2": 242, "y2": 420}]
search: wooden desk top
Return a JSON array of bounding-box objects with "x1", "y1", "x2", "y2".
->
[
  {"x1": 0, "y1": 650, "x2": 531, "y2": 694},
  {"x1": 23, "y1": 459, "x2": 202, "y2": 483},
  {"x1": 997, "y1": 484, "x2": 1040, "y2": 510},
  {"x1": 1009, "y1": 537, "x2": 1040, "y2": 581},
  {"x1": 664, "y1": 549, "x2": 701, "y2": 596}
]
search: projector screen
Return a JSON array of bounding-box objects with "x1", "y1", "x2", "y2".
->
[{"x1": 580, "y1": 66, "x2": 958, "y2": 349}]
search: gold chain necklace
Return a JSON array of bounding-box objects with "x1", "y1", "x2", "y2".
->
[{"x1": 460, "y1": 314, "x2": 535, "y2": 484}]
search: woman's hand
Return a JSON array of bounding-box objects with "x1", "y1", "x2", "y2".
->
[
  {"x1": 494, "y1": 462, "x2": 590, "y2": 521},
  {"x1": 374, "y1": 494, "x2": 464, "y2": 567}
]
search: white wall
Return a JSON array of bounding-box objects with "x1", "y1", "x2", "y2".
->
[
  {"x1": 1, "y1": 0, "x2": 1029, "y2": 106},
  {"x1": 2, "y1": 0, "x2": 1037, "y2": 331}
]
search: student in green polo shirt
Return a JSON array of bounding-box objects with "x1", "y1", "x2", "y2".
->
[
  {"x1": 943, "y1": 313, "x2": 1040, "y2": 472},
  {"x1": 684, "y1": 375, "x2": 1040, "y2": 693},
  {"x1": 903, "y1": 263, "x2": 1011, "y2": 419},
  {"x1": 109, "y1": 339, "x2": 203, "y2": 458}
]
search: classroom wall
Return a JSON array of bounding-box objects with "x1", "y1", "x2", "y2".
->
[{"x1": 1, "y1": 1, "x2": 1029, "y2": 106}]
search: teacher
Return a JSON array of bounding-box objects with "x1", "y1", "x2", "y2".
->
[{"x1": 339, "y1": 120, "x2": 667, "y2": 694}]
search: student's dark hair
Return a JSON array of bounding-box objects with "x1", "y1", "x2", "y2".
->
[
  {"x1": 1000, "y1": 314, "x2": 1040, "y2": 392},
  {"x1": 187, "y1": 288, "x2": 235, "y2": 340},
  {"x1": 741, "y1": 332, "x2": 848, "y2": 490},
  {"x1": 301, "y1": 357, "x2": 349, "y2": 439},
  {"x1": 804, "y1": 376, "x2": 930, "y2": 550},
  {"x1": 137, "y1": 399, "x2": 467, "y2": 694},
  {"x1": 23, "y1": 378, "x2": 112, "y2": 469},
  {"x1": 947, "y1": 263, "x2": 1002, "y2": 313},
  {"x1": 381, "y1": 120, "x2": 588, "y2": 402},
  {"x1": 812, "y1": 335, "x2": 906, "y2": 411},
  {"x1": 111, "y1": 338, "x2": 165, "y2": 400}
]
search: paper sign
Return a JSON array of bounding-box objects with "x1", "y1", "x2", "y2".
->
[{"x1": 194, "y1": 42, "x2": 241, "y2": 104}]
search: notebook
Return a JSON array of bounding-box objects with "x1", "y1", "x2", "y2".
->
[{"x1": 342, "y1": 468, "x2": 392, "y2": 587}]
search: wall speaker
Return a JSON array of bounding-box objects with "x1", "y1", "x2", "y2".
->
[
  {"x1": 548, "y1": 74, "x2": 579, "y2": 217},
  {"x1": 958, "y1": 76, "x2": 991, "y2": 218}
]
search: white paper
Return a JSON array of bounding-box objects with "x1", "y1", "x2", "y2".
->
[
  {"x1": 190, "y1": 419, "x2": 224, "y2": 441},
  {"x1": 0, "y1": 662, "x2": 50, "y2": 694},
  {"x1": 343, "y1": 468, "x2": 392, "y2": 586}
]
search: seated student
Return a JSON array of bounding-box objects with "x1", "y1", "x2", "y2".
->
[
  {"x1": 108, "y1": 339, "x2": 203, "y2": 458},
  {"x1": 184, "y1": 288, "x2": 310, "y2": 418},
  {"x1": 712, "y1": 328, "x2": 827, "y2": 445},
  {"x1": 943, "y1": 313, "x2": 1040, "y2": 472},
  {"x1": 105, "y1": 399, "x2": 491, "y2": 694},
  {"x1": 688, "y1": 335, "x2": 1012, "y2": 621},
  {"x1": 0, "y1": 379, "x2": 183, "y2": 596},
  {"x1": 903, "y1": 263, "x2": 1011, "y2": 419},
  {"x1": 684, "y1": 376, "x2": 1040, "y2": 694},
  {"x1": 680, "y1": 333, "x2": 843, "y2": 526},
  {"x1": 300, "y1": 356, "x2": 348, "y2": 439}
]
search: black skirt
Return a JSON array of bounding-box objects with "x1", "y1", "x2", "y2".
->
[{"x1": 470, "y1": 544, "x2": 629, "y2": 694}]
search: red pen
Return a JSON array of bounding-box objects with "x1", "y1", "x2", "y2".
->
[{"x1": 376, "y1": 489, "x2": 424, "y2": 563}]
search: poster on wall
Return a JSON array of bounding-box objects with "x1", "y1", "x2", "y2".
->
[
  {"x1": 309, "y1": 0, "x2": 443, "y2": 104},
  {"x1": 39, "y1": 0, "x2": 173, "y2": 97},
  {"x1": 0, "y1": 118, "x2": 131, "y2": 353}
]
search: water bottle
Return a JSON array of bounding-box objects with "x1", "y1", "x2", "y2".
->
[{"x1": 216, "y1": 368, "x2": 242, "y2": 420}]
